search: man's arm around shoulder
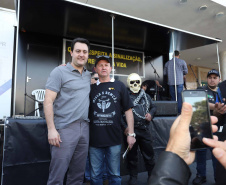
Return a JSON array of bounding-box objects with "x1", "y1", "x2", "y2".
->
[{"x1": 44, "y1": 89, "x2": 62, "y2": 147}]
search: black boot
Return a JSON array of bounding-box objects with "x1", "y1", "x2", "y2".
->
[
  {"x1": 128, "y1": 175, "x2": 137, "y2": 185},
  {"x1": 147, "y1": 171, "x2": 152, "y2": 184},
  {"x1": 147, "y1": 175, "x2": 151, "y2": 184}
]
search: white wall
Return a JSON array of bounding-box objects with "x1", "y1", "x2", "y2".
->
[{"x1": 0, "y1": 8, "x2": 15, "y2": 119}]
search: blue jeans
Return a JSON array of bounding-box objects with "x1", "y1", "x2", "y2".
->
[
  {"x1": 85, "y1": 155, "x2": 108, "y2": 181},
  {"x1": 85, "y1": 156, "x2": 91, "y2": 181},
  {"x1": 169, "y1": 84, "x2": 183, "y2": 114},
  {"x1": 89, "y1": 144, "x2": 121, "y2": 185},
  {"x1": 196, "y1": 149, "x2": 217, "y2": 178}
]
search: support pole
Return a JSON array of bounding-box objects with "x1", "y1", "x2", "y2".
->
[
  {"x1": 111, "y1": 14, "x2": 115, "y2": 80},
  {"x1": 172, "y1": 31, "x2": 177, "y2": 101},
  {"x1": 216, "y1": 43, "x2": 222, "y2": 78}
]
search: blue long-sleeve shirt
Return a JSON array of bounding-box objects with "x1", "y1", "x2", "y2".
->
[{"x1": 164, "y1": 57, "x2": 188, "y2": 85}]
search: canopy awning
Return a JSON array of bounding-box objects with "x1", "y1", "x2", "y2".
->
[{"x1": 16, "y1": 0, "x2": 221, "y2": 57}]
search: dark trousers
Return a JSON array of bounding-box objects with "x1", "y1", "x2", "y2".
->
[
  {"x1": 127, "y1": 126, "x2": 155, "y2": 176},
  {"x1": 169, "y1": 84, "x2": 183, "y2": 114},
  {"x1": 196, "y1": 149, "x2": 217, "y2": 178}
]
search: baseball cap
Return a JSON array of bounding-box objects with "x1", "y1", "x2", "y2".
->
[
  {"x1": 207, "y1": 69, "x2": 220, "y2": 77},
  {"x1": 95, "y1": 55, "x2": 111, "y2": 67}
]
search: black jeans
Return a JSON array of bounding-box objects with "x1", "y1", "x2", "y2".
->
[{"x1": 126, "y1": 126, "x2": 155, "y2": 176}]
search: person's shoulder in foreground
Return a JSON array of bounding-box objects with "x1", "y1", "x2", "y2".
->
[{"x1": 149, "y1": 102, "x2": 225, "y2": 185}]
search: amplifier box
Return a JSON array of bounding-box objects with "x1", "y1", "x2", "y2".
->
[{"x1": 153, "y1": 101, "x2": 178, "y2": 116}]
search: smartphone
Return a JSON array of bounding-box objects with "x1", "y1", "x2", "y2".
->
[{"x1": 182, "y1": 90, "x2": 213, "y2": 150}]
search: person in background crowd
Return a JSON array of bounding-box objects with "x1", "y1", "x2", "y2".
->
[
  {"x1": 164, "y1": 50, "x2": 188, "y2": 114},
  {"x1": 192, "y1": 69, "x2": 225, "y2": 185},
  {"x1": 89, "y1": 55, "x2": 136, "y2": 185},
  {"x1": 84, "y1": 72, "x2": 98, "y2": 184},
  {"x1": 141, "y1": 81, "x2": 148, "y2": 91},
  {"x1": 44, "y1": 38, "x2": 91, "y2": 185},
  {"x1": 122, "y1": 73, "x2": 156, "y2": 185},
  {"x1": 215, "y1": 79, "x2": 226, "y2": 185},
  {"x1": 91, "y1": 72, "x2": 99, "y2": 85}
]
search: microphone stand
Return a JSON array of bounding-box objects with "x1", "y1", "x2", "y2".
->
[
  {"x1": 150, "y1": 62, "x2": 160, "y2": 101},
  {"x1": 189, "y1": 64, "x2": 200, "y2": 87}
]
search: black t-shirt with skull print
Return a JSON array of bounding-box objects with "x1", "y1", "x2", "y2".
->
[{"x1": 89, "y1": 81, "x2": 133, "y2": 147}]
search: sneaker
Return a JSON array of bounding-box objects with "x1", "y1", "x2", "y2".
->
[
  {"x1": 128, "y1": 176, "x2": 137, "y2": 185},
  {"x1": 192, "y1": 175, "x2": 206, "y2": 185}
]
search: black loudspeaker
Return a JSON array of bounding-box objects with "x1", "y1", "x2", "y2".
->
[{"x1": 153, "y1": 101, "x2": 178, "y2": 116}]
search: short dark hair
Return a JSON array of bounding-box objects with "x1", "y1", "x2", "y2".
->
[
  {"x1": 71, "y1": 38, "x2": 90, "y2": 52},
  {"x1": 91, "y1": 72, "x2": 97, "y2": 78},
  {"x1": 141, "y1": 81, "x2": 148, "y2": 87},
  {"x1": 174, "y1": 50, "x2": 180, "y2": 56}
]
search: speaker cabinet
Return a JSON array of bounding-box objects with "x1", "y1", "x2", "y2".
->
[{"x1": 153, "y1": 101, "x2": 178, "y2": 116}]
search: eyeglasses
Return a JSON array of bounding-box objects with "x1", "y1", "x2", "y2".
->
[
  {"x1": 96, "y1": 55, "x2": 110, "y2": 59},
  {"x1": 92, "y1": 77, "x2": 99, "y2": 81},
  {"x1": 130, "y1": 80, "x2": 140, "y2": 84}
]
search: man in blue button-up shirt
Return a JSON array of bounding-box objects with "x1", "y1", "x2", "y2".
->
[{"x1": 164, "y1": 50, "x2": 188, "y2": 114}]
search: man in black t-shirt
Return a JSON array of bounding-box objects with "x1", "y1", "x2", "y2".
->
[
  {"x1": 193, "y1": 69, "x2": 226, "y2": 185},
  {"x1": 215, "y1": 80, "x2": 226, "y2": 185},
  {"x1": 89, "y1": 56, "x2": 136, "y2": 185}
]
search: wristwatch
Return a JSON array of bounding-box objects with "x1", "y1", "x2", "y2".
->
[{"x1": 127, "y1": 133, "x2": 136, "y2": 137}]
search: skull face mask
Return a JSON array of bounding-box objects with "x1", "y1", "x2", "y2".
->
[{"x1": 127, "y1": 73, "x2": 142, "y2": 93}]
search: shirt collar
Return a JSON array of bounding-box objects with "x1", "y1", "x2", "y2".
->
[
  {"x1": 66, "y1": 62, "x2": 87, "y2": 72},
  {"x1": 207, "y1": 85, "x2": 218, "y2": 92},
  {"x1": 96, "y1": 78, "x2": 115, "y2": 86}
]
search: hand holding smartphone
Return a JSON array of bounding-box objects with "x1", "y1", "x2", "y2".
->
[{"x1": 182, "y1": 90, "x2": 213, "y2": 150}]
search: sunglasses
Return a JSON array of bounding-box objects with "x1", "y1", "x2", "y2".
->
[
  {"x1": 92, "y1": 77, "x2": 99, "y2": 81},
  {"x1": 96, "y1": 55, "x2": 110, "y2": 59},
  {"x1": 130, "y1": 80, "x2": 140, "y2": 84}
]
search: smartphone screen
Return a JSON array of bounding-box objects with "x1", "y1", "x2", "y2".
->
[{"x1": 182, "y1": 90, "x2": 213, "y2": 150}]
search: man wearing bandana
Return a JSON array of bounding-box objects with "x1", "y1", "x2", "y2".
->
[{"x1": 122, "y1": 73, "x2": 156, "y2": 185}]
